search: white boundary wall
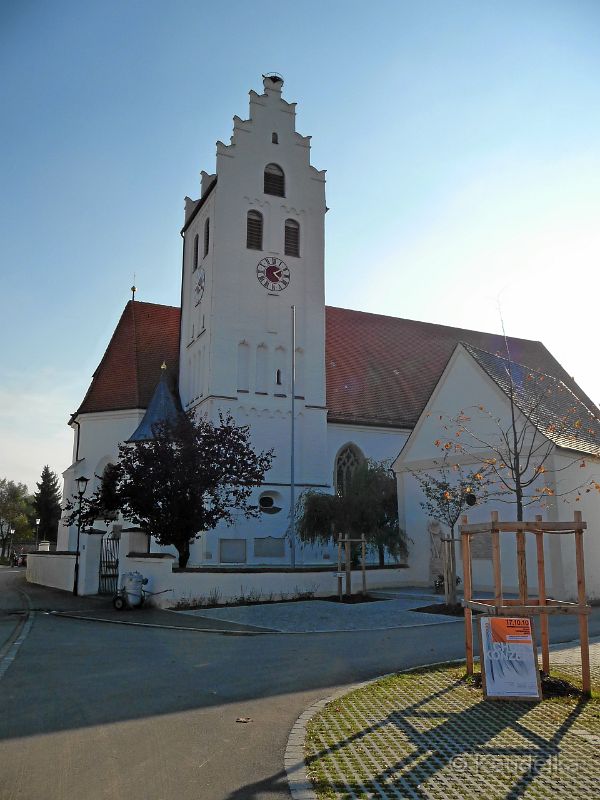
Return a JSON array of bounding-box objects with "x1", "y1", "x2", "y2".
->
[
  {"x1": 27, "y1": 553, "x2": 75, "y2": 592},
  {"x1": 121, "y1": 555, "x2": 413, "y2": 608}
]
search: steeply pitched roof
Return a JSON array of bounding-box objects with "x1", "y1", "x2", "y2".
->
[
  {"x1": 325, "y1": 307, "x2": 597, "y2": 428},
  {"x1": 75, "y1": 301, "x2": 598, "y2": 436},
  {"x1": 462, "y1": 343, "x2": 600, "y2": 457},
  {"x1": 75, "y1": 301, "x2": 180, "y2": 416},
  {"x1": 128, "y1": 365, "x2": 182, "y2": 441}
]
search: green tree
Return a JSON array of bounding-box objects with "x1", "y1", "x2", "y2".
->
[
  {"x1": 65, "y1": 411, "x2": 273, "y2": 568},
  {"x1": 0, "y1": 478, "x2": 30, "y2": 559},
  {"x1": 33, "y1": 466, "x2": 62, "y2": 543},
  {"x1": 296, "y1": 460, "x2": 407, "y2": 568}
]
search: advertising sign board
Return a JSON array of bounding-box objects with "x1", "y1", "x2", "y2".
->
[{"x1": 479, "y1": 617, "x2": 541, "y2": 701}]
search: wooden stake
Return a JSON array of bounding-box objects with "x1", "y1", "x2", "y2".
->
[
  {"x1": 535, "y1": 514, "x2": 550, "y2": 674},
  {"x1": 491, "y1": 511, "x2": 502, "y2": 611},
  {"x1": 337, "y1": 534, "x2": 343, "y2": 602},
  {"x1": 516, "y1": 527, "x2": 528, "y2": 605},
  {"x1": 345, "y1": 534, "x2": 352, "y2": 599},
  {"x1": 574, "y1": 510, "x2": 591, "y2": 694},
  {"x1": 443, "y1": 538, "x2": 451, "y2": 606},
  {"x1": 361, "y1": 534, "x2": 367, "y2": 596},
  {"x1": 461, "y1": 514, "x2": 473, "y2": 676}
]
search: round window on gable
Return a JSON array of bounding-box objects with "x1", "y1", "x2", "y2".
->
[{"x1": 259, "y1": 492, "x2": 281, "y2": 514}]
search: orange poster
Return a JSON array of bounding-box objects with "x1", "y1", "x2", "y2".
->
[{"x1": 480, "y1": 617, "x2": 540, "y2": 700}]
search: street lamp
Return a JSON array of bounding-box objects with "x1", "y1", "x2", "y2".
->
[
  {"x1": 35, "y1": 518, "x2": 40, "y2": 549},
  {"x1": 72, "y1": 476, "x2": 89, "y2": 596}
]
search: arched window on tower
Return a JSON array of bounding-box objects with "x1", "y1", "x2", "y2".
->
[
  {"x1": 247, "y1": 210, "x2": 263, "y2": 250},
  {"x1": 334, "y1": 444, "x2": 364, "y2": 496},
  {"x1": 264, "y1": 163, "x2": 285, "y2": 197},
  {"x1": 204, "y1": 218, "x2": 210, "y2": 257},
  {"x1": 237, "y1": 341, "x2": 250, "y2": 392},
  {"x1": 284, "y1": 219, "x2": 300, "y2": 257},
  {"x1": 193, "y1": 234, "x2": 199, "y2": 271},
  {"x1": 255, "y1": 344, "x2": 268, "y2": 393}
]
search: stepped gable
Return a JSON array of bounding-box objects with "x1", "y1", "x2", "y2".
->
[
  {"x1": 75, "y1": 301, "x2": 180, "y2": 416},
  {"x1": 325, "y1": 306, "x2": 595, "y2": 428}
]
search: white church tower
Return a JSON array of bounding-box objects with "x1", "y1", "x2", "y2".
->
[{"x1": 179, "y1": 75, "x2": 329, "y2": 565}]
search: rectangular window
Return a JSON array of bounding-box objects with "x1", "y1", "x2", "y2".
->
[
  {"x1": 285, "y1": 220, "x2": 300, "y2": 257},
  {"x1": 247, "y1": 211, "x2": 263, "y2": 250}
]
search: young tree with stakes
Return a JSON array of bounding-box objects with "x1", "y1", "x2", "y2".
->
[
  {"x1": 410, "y1": 460, "x2": 491, "y2": 605},
  {"x1": 65, "y1": 411, "x2": 273, "y2": 568}
]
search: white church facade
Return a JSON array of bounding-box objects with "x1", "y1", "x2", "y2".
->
[{"x1": 29, "y1": 75, "x2": 599, "y2": 600}]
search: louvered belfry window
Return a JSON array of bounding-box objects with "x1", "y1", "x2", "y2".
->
[
  {"x1": 264, "y1": 163, "x2": 285, "y2": 196},
  {"x1": 247, "y1": 210, "x2": 263, "y2": 250},
  {"x1": 204, "y1": 218, "x2": 210, "y2": 257},
  {"x1": 284, "y1": 219, "x2": 300, "y2": 257}
]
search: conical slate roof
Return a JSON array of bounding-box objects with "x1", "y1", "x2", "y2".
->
[{"x1": 128, "y1": 365, "x2": 182, "y2": 442}]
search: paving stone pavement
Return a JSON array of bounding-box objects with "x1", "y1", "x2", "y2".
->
[
  {"x1": 176, "y1": 597, "x2": 460, "y2": 633},
  {"x1": 292, "y1": 639, "x2": 600, "y2": 800}
]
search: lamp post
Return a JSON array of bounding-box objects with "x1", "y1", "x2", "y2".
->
[
  {"x1": 35, "y1": 518, "x2": 40, "y2": 549},
  {"x1": 72, "y1": 476, "x2": 89, "y2": 596},
  {"x1": 8, "y1": 527, "x2": 15, "y2": 562}
]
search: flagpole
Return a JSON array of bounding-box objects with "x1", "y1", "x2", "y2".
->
[{"x1": 290, "y1": 304, "x2": 296, "y2": 568}]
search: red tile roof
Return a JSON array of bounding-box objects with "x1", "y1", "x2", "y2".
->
[
  {"x1": 75, "y1": 301, "x2": 598, "y2": 431},
  {"x1": 325, "y1": 307, "x2": 598, "y2": 428},
  {"x1": 76, "y1": 301, "x2": 180, "y2": 416}
]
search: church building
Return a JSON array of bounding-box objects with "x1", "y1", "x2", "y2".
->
[{"x1": 51, "y1": 76, "x2": 599, "y2": 594}]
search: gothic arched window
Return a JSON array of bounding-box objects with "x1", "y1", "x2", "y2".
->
[
  {"x1": 264, "y1": 163, "x2": 285, "y2": 196},
  {"x1": 247, "y1": 210, "x2": 263, "y2": 250},
  {"x1": 284, "y1": 219, "x2": 300, "y2": 257},
  {"x1": 335, "y1": 444, "x2": 364, "y2": 496},
  {"x1": 193, "y1": 233, "x2": 199, "y2": 271}
]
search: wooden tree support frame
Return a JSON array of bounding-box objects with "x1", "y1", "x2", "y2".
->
[
  {"x1": 460, "y1": 510, "x2": 591, "y2": 695},
  {"x1": 337, "y1": 534, "x2": 367, "y2": 600}
]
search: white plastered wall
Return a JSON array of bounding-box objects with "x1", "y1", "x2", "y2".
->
[{"x1": 392, "y1": 345, "x2": 581, "y2": 596}]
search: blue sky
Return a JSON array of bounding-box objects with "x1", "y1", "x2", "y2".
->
[{"x1": 1, "y1": 0, "x2": 599, "y2": 491}]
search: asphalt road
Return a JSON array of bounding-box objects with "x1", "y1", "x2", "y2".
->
[{"x1": 1, "y1": 567, "x2": 599, "y2": 800}]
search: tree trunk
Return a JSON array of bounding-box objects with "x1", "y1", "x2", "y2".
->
[
  {"x1": 378, "y1": 543, "x2": 385, "y2": 568},
  {"x1": 447, "y1": 526, "x2": 457, "y2": 606},
  {"x1": 178, "y1": 540, "x2": 190, "y2": 569}
]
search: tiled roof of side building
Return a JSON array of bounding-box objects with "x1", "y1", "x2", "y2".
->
[
  {"x1": 75, "y1": 301, "x2": 180, "y2": 417},
  {"x1": 463, "y1": 343, "x2": 600, "y2": 457},
  {"x1": 325, "y1": 306, "x2": 598, "y2": 428}
]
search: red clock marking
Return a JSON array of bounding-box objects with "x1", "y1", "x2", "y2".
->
[{"x1": 266, "y1": 265, "x2": 283, "y2": 283}]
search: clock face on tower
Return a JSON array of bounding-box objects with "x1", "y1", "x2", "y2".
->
[{"x1": 256, "y1": 257, "x2": 290, "y2": 292}]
